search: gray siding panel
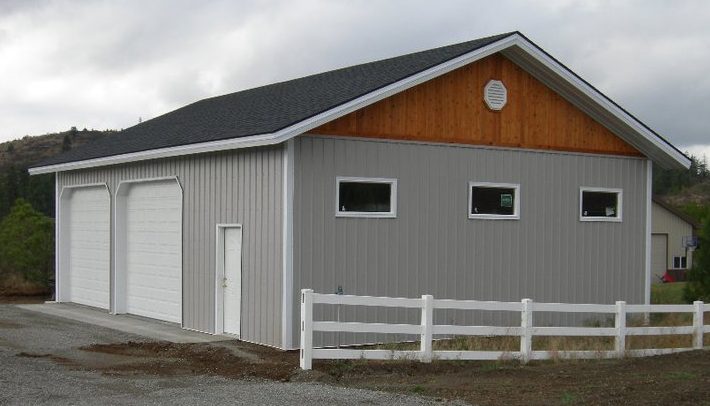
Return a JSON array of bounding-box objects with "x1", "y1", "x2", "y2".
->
[
  {"x1": 293, "y1": 136, "x2": 648, "y2": 346},
  {"x1": 58, "y1": 146, "x2": 283, "y2": 347}
]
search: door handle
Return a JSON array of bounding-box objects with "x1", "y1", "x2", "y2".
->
[{"x1": 222, "y1": 277, "x2": 228, "y2": 288}]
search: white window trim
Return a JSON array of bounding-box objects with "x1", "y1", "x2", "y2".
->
[
  {"x1": 468, "y1": 181, "x2": 520, "y2": 220},
  {"x1": 335, "y1": 176, "x2": 397, "y2": 218},
  {"x1": 579, "y1": 187, "x2": 623, "y2": 222}
]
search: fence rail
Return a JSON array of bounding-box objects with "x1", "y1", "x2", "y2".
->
[{"x1": 299, "y1": 289, "x2": 709, "y2": 370}]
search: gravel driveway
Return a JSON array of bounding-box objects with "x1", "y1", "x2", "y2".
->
[{"x1": 0, "y1": 305, "x2": 459, "y2": 405}]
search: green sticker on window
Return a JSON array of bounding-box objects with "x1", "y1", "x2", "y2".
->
[{"x1": 500, "y1": 194, "x2": 513, "y2": 208}]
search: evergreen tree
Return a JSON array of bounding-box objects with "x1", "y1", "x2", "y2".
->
[
  {"x1": 1, "y1": 165, "x2": 19, "y2": 219},
  {"x1": 684, "y1": 220, "x2": 710, "y2": 302},
  {"x1": 653, "y1": 154, "x2": 709, "y2": 196},
  {"x1": 0, "y1": 199, "x2": 54, "y2": 286},
  {"x1": 61, "y1": 133, "x2": 72, "y2": 151}
]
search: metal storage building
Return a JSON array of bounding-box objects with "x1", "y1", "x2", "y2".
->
[
  {"x1": 30, "y1": 32, "x2": 690, "y2": 349},
  {"x1": 651, "y1": 197, "x2": 699, "y2": 282}
]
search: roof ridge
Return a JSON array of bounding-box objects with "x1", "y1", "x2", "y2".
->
[{"x1": 198, "y1": 32, "x2": 517, "y2": 103}]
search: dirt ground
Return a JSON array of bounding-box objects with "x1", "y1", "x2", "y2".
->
[
  {"x1": 74, "y1": 340, "x2": 710, "y2": 405},
  {"x1": 80, "y1": 341, "x2": 299, "y2": 381}
]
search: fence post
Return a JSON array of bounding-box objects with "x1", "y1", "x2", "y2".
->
[
  {"x1": 615, "y1": 301, "x2": 627, "y2": 358},
  {"x1": 693, "y1": 301, "x2": 704, "y2": 350},
  {"x1": 420, "y1": 294, "x2": 434, "y2": 363},
  {"x1": 300, "y1": 289, "x2": 314, "y2": 370},
  {"x1": 520, "y1": 298, "x2": 533, "y2": 364}
]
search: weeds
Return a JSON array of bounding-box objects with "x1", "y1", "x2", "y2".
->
[
  {"x1": 0, "y1": 273, "x2": 49, "y2": 296},
  {"x1": 560, "y1": 391, "x2": 577, "y2": 405},
  {"x1": 411, "y1": 384, "x2": 426, "y2": 394},
  {"x1": 433, "y1": 335, "x2": 519, "y2": 352},
  {"x1": 652, "y1": 283, "x2": 687, "y2": 304},
  {"x1": 328, "y1": 360, "x2": 355, "y2": 379},
  {"x1": 666, "y1": 371, "x2": 697, "y2": 380},
  {"x1": 479, "y1": 361, "x2": 506, "y2": 372}
]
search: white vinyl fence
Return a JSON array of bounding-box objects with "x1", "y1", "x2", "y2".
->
[{"x1": 299, "y1": 289, "x2": 709, "y2": 370}]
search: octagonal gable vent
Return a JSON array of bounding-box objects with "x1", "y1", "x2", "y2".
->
[{"x1": 484, "y1": 80, "x2": 507, "y2": 111}]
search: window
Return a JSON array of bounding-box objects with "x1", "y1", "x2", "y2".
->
[
  {"x1": 336, "y1": 177, "x2": 397, "y2": 218},
  {"x1": 580, "y1": 187, "x2": 622, "y2": 222},
  {"x1": 672, "y1": 256, "x2": 687, "y2": 269},
  {"x1": 468, "y1": 182, "x2": 520, "y2": 220}
]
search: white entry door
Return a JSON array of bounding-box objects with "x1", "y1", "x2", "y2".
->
[{"x1": 223, "y1": 227, "x2": 242, "y2": 336}]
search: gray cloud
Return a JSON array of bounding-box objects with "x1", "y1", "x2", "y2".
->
[{"x1": 0, "y1": 0, "x2": 708, "y2": 155}]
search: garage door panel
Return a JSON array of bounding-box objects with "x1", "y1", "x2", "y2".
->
[
  {"x1": 123, "y1": 180, "x2": 182, "y2": 324},
  {"x1": 126, "y1": 259, "x2": 181, "y2": 274},
  {"x1": 127, "y1": 286, "x2": 180, "y2": 301},
  {"x1": 127, "y1": 275, "x2": 181, "y2": 292},
  {"x1": 126, "y1": 244, "x2": 181, "y2": 257},
  {"x1": 126, "y1": 297, "x2": 181, "y2": 322},
  {"x1": 67, "y1": 187, "x2": 110, "y2": 309}
]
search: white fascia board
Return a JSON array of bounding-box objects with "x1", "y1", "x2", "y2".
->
[
  {"x1": 29, "y1": 33, "x2": 689, "y2": 174},
  {"x1": 28, "y1": 132, "x2": 280, "y2": 175}
]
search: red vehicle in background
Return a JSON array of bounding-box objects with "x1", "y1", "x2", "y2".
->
[{"x1": 660, "y1": 269, "x2": 687, "y2": 283}]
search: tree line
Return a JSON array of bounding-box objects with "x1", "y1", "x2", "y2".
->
[{"x1": 0, "y1": 170, "x2": 55, "y2": 294}]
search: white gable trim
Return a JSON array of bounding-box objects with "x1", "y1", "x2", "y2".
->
[
  {"x1": 28, "y1": 33, "x2": 689, "y2": 175},
  {"x1": 502, "y1": 39, "x2": 689, "y2": 170}
]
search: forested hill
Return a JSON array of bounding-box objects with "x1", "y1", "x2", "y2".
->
[
  {"x1": 0, "y1": 128, "x2": 116, "y2": 170},
  {"x1": 0, "y1": 128, "x2": 117, "y2": 219},
  {"x1": 653, "y1": 155, "x2": 710, "y2": 223}
]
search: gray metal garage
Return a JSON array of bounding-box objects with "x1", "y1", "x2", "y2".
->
[{"x1": 29, "y1": 32, "x2": 690, "y2": 349}]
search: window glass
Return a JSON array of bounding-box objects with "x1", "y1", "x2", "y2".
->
[
  {"x1": 673, "y1": 256, "x2": 687, "y2": 269},
  {"x1": 338, "y1": 181, "x2": 392, "y2": 213},
  {"x1": 581, "y1": 191, "x2": 619, "y2": 218},
  {"x1": 470, "y1": 186, "x2": 516, "y2": 216}
]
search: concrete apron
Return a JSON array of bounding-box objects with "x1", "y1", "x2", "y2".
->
[{"x1": 17, "y1": 303, "x2": 231, "y2": 344}]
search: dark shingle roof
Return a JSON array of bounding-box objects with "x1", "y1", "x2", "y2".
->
[{"x1": 33, "y1": 33, "x2": 515, "y2": 168}]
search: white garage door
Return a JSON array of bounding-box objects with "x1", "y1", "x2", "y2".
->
[
  {"x1": 651, "y1": 234, "x2": 668, "y2": 282},
  {"x1": 124, "y1": 180, "x2": 182, "y2": 323},
  {"x1": 67, "y1": 186, "x2": 110, "y2": 309}
]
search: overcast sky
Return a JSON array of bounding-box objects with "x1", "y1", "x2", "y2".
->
[{"x1": 1, "y1": 0, "x2": 709, "y2": 158}]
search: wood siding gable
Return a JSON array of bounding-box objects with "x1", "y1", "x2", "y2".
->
[{"x1": 311, "y1": 53, "x2": 642, "y2": 157}]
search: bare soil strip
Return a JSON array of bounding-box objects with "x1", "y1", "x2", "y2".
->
[{"x1": 71, "y1": 340, "x2": 710, "y2": 405}]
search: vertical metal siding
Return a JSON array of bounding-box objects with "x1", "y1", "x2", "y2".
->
[
  {"x1": 58, "y1": 147, "x2": 283, "y2": 347},
  {"x1": 293, "y1": 136, "x2": 648, "y2": 346}
]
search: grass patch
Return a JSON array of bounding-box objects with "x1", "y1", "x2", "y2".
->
[
  {"x1": 666, "y1": 371, "x2": 698, "y2": 380},
  {"x1": 651, "y1": 282, "x2": 687, "y2": 304},
  {"x1": 560, "y1": 391, "x2": 578, "y2": 405},
  {"x1": 411, "y1": 384, "x2": 426, "y2": 394}
]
